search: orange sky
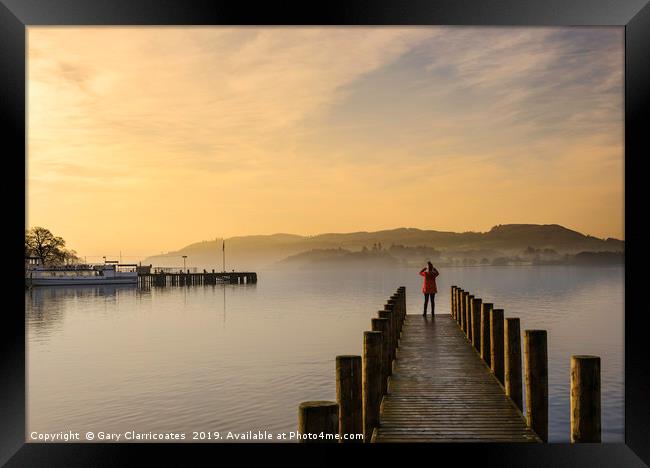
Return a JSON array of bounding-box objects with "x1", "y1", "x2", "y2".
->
[{"x1": 26, "y1": 27, "x2": 624, "y2": 261}]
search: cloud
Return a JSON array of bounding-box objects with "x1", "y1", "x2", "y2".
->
[
  {"x1": 29, "y1": 28, "x2": 432, "y2": 173},
  {"x1": 26, "y1": 27, "x2": 624, "y2": 255}
]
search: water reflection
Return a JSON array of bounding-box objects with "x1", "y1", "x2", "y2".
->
[{"x1": 26, "y1": 284, "x2": 139, "y2": 333}]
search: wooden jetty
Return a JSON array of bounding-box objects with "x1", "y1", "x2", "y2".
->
[
  {"x1": 297, "y1": 285, "x2": 602, "y2": 444},
  {"x1": 137, "y1": 270, "x2": 257, "y2": 287},
  {"x1": 372, "y1": 316, "x2": 538, "y2": 442}
]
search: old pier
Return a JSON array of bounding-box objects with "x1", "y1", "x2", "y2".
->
[{"x1": 137, "y1": 270, "x2": 257, "y2": 287}]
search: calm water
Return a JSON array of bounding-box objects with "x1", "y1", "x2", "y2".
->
[{"x1": 26, "y1": 266, "x2": 624, "y2": 443}]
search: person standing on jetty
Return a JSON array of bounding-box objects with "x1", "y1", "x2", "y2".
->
[{"x1": 419, "y1": 261, "x2": 439, "y2": 317}]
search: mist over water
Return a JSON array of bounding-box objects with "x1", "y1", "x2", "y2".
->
[{"x1": 26, "y1": 265, "x2": 623, "y2": 442}]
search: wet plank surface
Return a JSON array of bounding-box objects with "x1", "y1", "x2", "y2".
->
[{"x1": 374, "y1": 315, "x2": 540, "y2": 443}]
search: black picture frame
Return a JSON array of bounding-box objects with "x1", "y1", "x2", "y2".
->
[{"x1": 2, "y1": 0, "x2": 648, "y2": 466}]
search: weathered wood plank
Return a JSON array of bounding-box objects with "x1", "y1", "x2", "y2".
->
[{"x1": 374, "y1": 315, "x2": 540, "y2": 443}]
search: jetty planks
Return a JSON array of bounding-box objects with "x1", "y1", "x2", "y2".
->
[{"x1": 373, "y1": 315, "x2": 540, "y2": 443}]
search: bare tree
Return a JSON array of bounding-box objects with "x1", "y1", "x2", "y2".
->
[{"x1": 25, "y1": 227, "x2": 80, "y2": 266}]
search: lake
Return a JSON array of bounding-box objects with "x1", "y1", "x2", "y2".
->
[{"x1": 26, "y1": 265, "x2": 624, "y2": 442}]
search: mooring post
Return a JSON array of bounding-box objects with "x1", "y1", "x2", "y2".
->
[
  {"x1": 391, "y1": 294, "x2": 399, "y2": 334},
  {"x1": 460, "y1": 291, "x2": 469, "y2": 331},
  {"x1": 392, "y1": 294, "x2": 401, "y2": 342},
  {"x1": 463, "y1": 293, "x2": 474, "y2": 338},
  {"x1": 463, "y1": 294, "x2": 471, "y2": 337},
  {"x1": 467, "y1": 294, "x2": 473, "y2": 340},
  {"x1": 336, "y1": 355, "x2": 363, "y2": 442},
  {"x1": 391, "y1": 293, "x2": 402, "y2": 334},
  {"x1": 450, "y1": 286, "x2": 455, "y2": 319},
  {"x1": 466, "y1": 295, "x2": 475, "y2": 341},
  {"x1": 398, "y1": 286, "x2": 406, "y2": 325},
  {"x1": 524, "y1": 329, "x2": 548, "y2": 442},
  {"x1": 387, "y1": 298, "x2": 398, "y2": 346},
  {"x1": 362, "y1": 331, "x2": 383, "y2": 443},
  {"x1": 471, "y1": 297, "x2": 482, "y2": 352},
  {"x1": 481, "y1": 303, "x2": 493, "y2": 365},
  {"x1": 491, "y1": 309, "x2": 505, "y2": 384},
  {"x1": 298, "y1": 401, "x2": 339, "y2": 443},
  {"x1": 382, "y1": 304, "x2": 396, "y2": 362},
  {"x1": 504, "y1": 318, "x2": 523, "y2": 411},
  {"x1": 371, "y1": 318, "x2": 390, "y2": 396},
  {"x1": 393, "y1": 288, "x2": 404, "y2": 332},
  {"x1": 378, "y1": 309, "x2": 394, "y2": 366},
  {"x1": 452, "y1": 287, "x2": 457, "y2": 320},
  {"x1": 570, "y1": 355, "x2": 601, "y2": 443}
]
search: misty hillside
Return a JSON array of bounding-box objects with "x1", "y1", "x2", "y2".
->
[
  {"x1": 141, "y1": 224, "x2": 624, "y2": 271},
  {"x1": 278, "y1": 248, "x2": 400, "y2": 269}
]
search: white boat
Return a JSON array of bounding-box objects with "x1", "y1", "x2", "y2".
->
[{"x1": 25, "y1": 257, "x2": 138, "y2": 286}]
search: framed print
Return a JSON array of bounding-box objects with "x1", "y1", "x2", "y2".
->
[{"x1": 2, "y1": 0, "x2": 648, "y2": 466}]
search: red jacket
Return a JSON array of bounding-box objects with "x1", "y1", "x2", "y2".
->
[{"x1": 420, "y1": 269, "x2": 439, "y2": 294}]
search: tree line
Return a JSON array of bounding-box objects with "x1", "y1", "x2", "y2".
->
[{"x1": 25, "y1": 227, "x2": 82, "y2": 266}]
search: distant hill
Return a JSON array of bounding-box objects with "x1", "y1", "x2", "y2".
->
[{"x1": 141, "y1": 224, "x2": 624, "y2": 271}]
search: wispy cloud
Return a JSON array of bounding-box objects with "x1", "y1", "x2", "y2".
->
[{"x1": 27, "y1": 27, "x2": 623, "y2": 255}]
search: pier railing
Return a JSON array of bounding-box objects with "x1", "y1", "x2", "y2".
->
[
  {"x1": 450, "y1": 285, "x2": 601, "y2": 443},
  {"x1": 296, "y1": 285, "x2": 601, "y2": 443},
  {"x1": 297, "y1": 287, "x2": 406, "y2": 443}
]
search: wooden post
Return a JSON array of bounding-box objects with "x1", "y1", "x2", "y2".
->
[
  {"x1": 298, "y1": 401, "x2": 339, "y2": 443},
  {"x1": 449, "y1": 285, "x2": 456, "y2": 318},
  {"x1": 371, "y1": 318, "x2": 390, "y2": 396},
  {"x1": 466, "y1": 294, "x2": 473, "y2": 336},
  {"x1": 460, "y1": 291, "x2": 467, "y2": 331},
  {"x1": 394, "y1": 292, "x2": 402, "y2": 331},
  {"x1": 464, "y1": 294, "x2": 473, "y2": 336},
  {"x1": 466, "y1": 295, "x2": 475, "y2": 341},
  {"x1": 524, "y1": 330, "x2": 548, "y2": 442},
  {"x1": 458, "y1": 289, "x2": 463, "y2": 325},
  {"x1": 392, "y1": 294, "x2": 401, "y2": 328},
  {"x1": 336, "y1": 355, "x2": 363, "y2": 442},
  {"x1": 490, "y1": 309, "x2": 505, "y2": 384},
  {"x1": 384, "y1": 302, "x2": 397, "y2": 357},
  {"x1": 362, "y1": 331, "x2": 383, "y2": 442},
  {"x1": 466, "y1": 293, "x2": 472, "y2": 339},
  {"x1": 481, "y1": 303, "x2": 493, "y2": 365},
  {"x1": 471, "y1": 297, "x2": 482, "y2": 352},
  {"x1": 389, "y1": 295, "x2": 397, "y2": 329},
  {"x1": 378, "y1": 310, "x2": 394, "y2": 367},
  {"x1": 570, "y1": 355, "x2": 601, "y2": 443},
  {"x1": 504, "y1": 318, "x2": 523, "y2": 411},
  {"x1": 397, "y1": 287, "x2": 406, "y2": 326},
  {"x1": 387, "y1": 299, "x2": 398, "y2": 345},
  {"x1": 396, "y1": 291, "x2": 405, "y2": 331},
  {"x1": 451, "y1": 287, "x2": 456, "y2": 319},
  {"x1": 393, "y1": 295, "x2": 401, "y2": 344}
]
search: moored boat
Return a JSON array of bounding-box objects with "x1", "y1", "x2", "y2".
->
[{"x1": 25, "y1": 257, "x2": 138, "y2": 286}]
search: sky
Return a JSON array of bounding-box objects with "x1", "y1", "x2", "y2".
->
[{"x1": 27, "y1": 27, "x2": 624, "y2": 261}]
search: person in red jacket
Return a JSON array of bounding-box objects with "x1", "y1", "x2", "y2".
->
[{"x1": 419, "y1": 261, "x2": 439, "y2": 316}]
